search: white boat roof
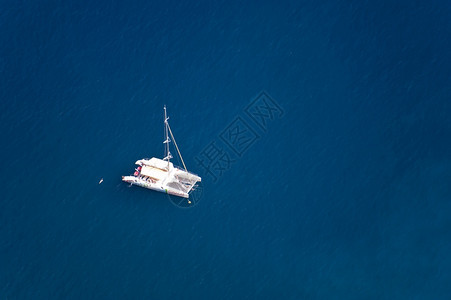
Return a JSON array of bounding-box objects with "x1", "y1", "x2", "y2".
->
[
  {"x1": 137, "y1": 157, "x2": 173, "y2": 170},
  {"x1": 140, "y1": 165, "x2": 167, "y2": 181}
]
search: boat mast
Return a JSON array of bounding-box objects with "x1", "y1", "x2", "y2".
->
[
  {"x1": 163, "y1": 105, "x2": 172, "y2": 169},
  {"x1": 163, "y1": 106, "x2": 188, "y2": 172}
]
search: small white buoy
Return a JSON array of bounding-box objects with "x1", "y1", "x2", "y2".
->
[{"x1": 99, "y1": 178, "x2": 103, "y2": 184}]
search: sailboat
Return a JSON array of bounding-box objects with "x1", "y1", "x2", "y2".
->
[{"x1": 122, "y1": 106, "x2": 201, "y2": 199}]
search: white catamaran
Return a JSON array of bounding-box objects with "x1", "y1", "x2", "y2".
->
[{"x1": 122, "y1": 106, "x2": 201, "y2": 199}]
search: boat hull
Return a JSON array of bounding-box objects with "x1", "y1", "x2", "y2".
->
[{"x1": 122, "y1": 176, "x2": 189, "y2": 198}]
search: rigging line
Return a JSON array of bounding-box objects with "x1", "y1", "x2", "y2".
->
[{"x1": 167, "y1": 122, "x2": 187, "y2": 172}]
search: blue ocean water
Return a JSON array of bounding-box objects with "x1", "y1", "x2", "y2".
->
[{"x1": 1, "y1": 0, "x2": 450, "y2": 298}]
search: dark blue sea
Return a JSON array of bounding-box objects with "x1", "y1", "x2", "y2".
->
[{"x1": 1, "y1": 0, "x2": 450, "y2": 298}]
